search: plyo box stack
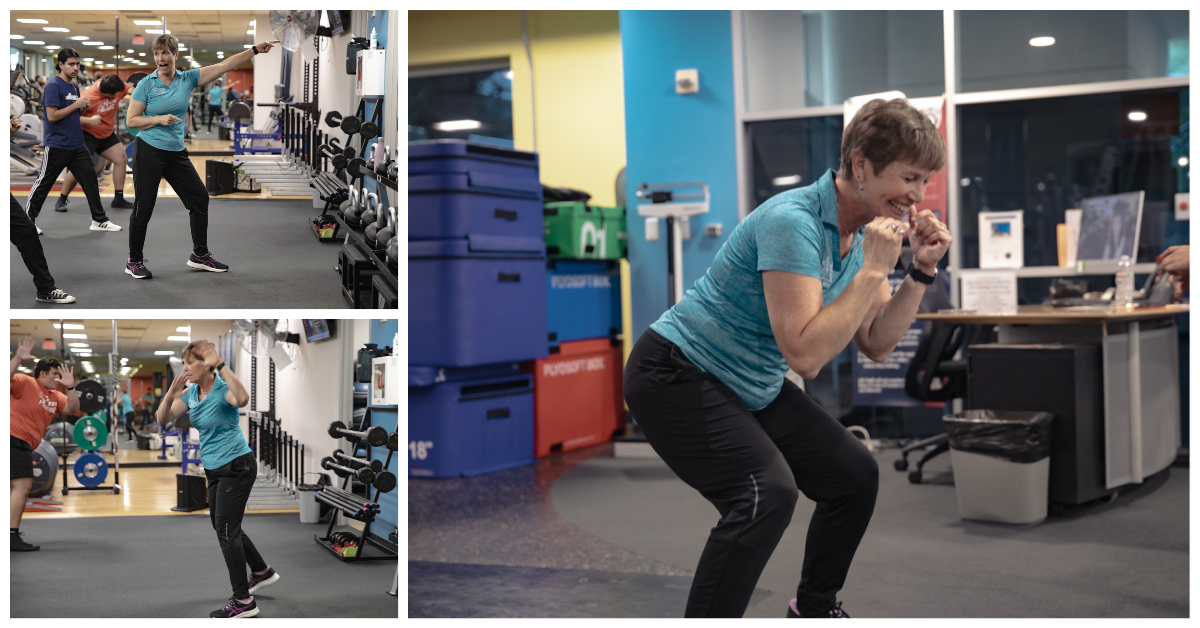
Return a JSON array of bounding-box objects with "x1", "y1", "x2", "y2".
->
[
  {"x1": 407, "y1": 140, "x2": 548, "y2": 477},
  {"x1": 526, "y1": 197, "x2": 627, "y2": 457}
]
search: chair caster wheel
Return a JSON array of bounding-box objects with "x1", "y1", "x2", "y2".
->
[
  {"x1": 908, "y1": 471, "x2": 922, "y2": 484},
  {"x1": 894, "y1": 459, "x2": 908, "y2": 471}
]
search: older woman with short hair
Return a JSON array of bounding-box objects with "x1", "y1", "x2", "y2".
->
[
  {"x1": 623, "y1": 98, "x2": 952, "y2": 618},
  {"x1": 123, "y1": 34, "x2": 278, "y2": 280},
  {"x1": 159, "y1": 340, "x2": 278, "y2": 618}
]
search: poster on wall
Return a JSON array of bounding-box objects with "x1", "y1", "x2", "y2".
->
[
  {"x1": 844, "y1": 93, "x2": 948, "y2": 225},
  {"x1": 850, "y1": 272, "x2": 925, "y2": 407}
]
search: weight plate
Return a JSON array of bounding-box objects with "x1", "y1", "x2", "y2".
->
[
  {"x1": 75, "y1": 380, "x2": 107, "y2": 414},
  {"x1": 74, "y1": 452, "x2": 108, "y2": 488},
  {"x1": 30, "y1": 440, "x2": 59, "y2": 497},
  {"x1": 73, "y1": 416, "x2": 108, "y2": 451}
]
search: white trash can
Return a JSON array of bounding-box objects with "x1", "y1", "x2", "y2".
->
[{"x1": 944, "y1": 410, "x2": 1054, "y2": 525}]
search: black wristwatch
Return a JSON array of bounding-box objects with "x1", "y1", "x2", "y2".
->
[
  {"x1": 215, "y1": 361, "x2": 226, "y2": 371},
  {"x1": 907, "y1": 263, "x2": 937, "y2": 285},
  {"x1": 252, "y1": 45, "x2": 259, "y2": 55},
  {"x1": 65, "y1": 386, "x2": 75, "y2": 391}
]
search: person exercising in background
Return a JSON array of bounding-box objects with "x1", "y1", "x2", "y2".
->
[
  {"x1": 24, "y1": 48, "x2": 123, "y2": 235},
  {"x1": 159, "y1": 340, "x2": 278, "y2": 617},
  {"x1": 10, "y1": 339, "x2": 79, "y2": 551},
  {"x1": 54, "y1": 74, "x2": 138, "y2": 213},
  {"x1": 205, "y1": 78, "x2": 239, "y2": 132}
]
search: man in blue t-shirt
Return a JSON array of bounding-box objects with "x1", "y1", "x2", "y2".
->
[{"x1": 22, "y1": 48, "x2": 122, "y2": 235}]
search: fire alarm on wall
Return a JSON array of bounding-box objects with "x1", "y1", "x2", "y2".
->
[{"x1": 675, "y1": 69, "x2": 699, "y2": 95}]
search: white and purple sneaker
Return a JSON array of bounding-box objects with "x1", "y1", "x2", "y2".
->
[{"x1": 125, "y1": 257, "x2": 152, "y2": 279}]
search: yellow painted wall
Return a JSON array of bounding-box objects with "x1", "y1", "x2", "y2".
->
[{"x1": 409, "y1": 10, "x2": 626, "y2": 207}]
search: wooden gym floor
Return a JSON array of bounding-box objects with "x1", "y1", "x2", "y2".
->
[
  {"x1": 10, "y1": 139, "x2": 312, "y2": 201},
  {"x1": 23, "y1": 446, "x2": 301, "y2": 519}
]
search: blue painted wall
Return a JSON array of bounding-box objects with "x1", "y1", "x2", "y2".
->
[
  {"x1": 620, "y1": 11, "x2": 737, "y2": 341},
  {"x1": 367, "y1": 318, "x2": 398, "y2": 535}
]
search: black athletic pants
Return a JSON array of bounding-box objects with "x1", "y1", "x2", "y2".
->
[
  {"x1": 129, "y1": 137, "x2": 210, "y2": 261},
  {"x1": 206, "y1": 104, "x2": 222, "y2": 130},
  {"x1": 205, "y1": 452, "x2": 268, "y2": 600},
  {"x1": 24, "y1": 145, "x2": 110, "y2": 224},
  {"x1": 10, "y1": 194, "x2": 57, "y2": 294},
  {"x1": 623, "y1": 329, "x2": 879, "y2": 618}
]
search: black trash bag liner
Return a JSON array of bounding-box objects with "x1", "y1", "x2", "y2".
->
[
  {"x1": 943, "y1": 410, "x2": 1054, "y2": 464},
  {"x1": 542, "y1": 184, "x2": 591, "y2": 203}
]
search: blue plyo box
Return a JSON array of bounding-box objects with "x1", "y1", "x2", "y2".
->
[
  {"x1": 547, "y1": 260, "x2": 622, "y2": 350},
  {"x1": 409, "y1": 236, "x2": 549, "y2": 367},
  {"x1": 408, "y1": 365, "x2": 535, "y2": 478}
]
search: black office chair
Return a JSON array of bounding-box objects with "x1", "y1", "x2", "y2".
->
[{"x1": 894, "y1": 321, "x2": 993, "y2": 483}]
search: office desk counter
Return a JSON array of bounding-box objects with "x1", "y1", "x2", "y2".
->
[{"x1": 917, "y1": 304, "x2": 1187, "y2": 495}]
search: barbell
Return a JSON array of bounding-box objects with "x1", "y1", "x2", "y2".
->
[{"x1": 75, "y1": 379, "x2": 108, "y2": 414}]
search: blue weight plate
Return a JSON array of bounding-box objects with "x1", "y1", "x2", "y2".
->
[{"x1": 74, "y1": 452, "x2": 108, "y2": 488}]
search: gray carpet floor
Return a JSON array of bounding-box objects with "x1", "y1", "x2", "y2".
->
[
  {"x1": 409, "y1": 442, "x2": 1189, "y2": 618},
  {"x1": 11, "y1": 196, "x2": 349, "y2": 308},
  {"x1": 11, "y1": 513, "x2": 398, "y2": 617}
]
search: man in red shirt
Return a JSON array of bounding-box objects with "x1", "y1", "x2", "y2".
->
[
  {"x1": 10, "y1": 338, "x2": 79, "y2": 551},
  {"x1": 54, "y1": 74, "x2": 137, "y2": 213}
]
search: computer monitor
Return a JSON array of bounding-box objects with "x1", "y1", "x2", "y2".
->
[
  {"x1": 1075, "y1": 190, "x2": 1144, "y2": 269},
  {"x1": 302, "y1": 319, "x2": 335, "y2": 343}
]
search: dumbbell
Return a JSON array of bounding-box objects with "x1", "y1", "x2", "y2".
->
[
  {"x1": 371, "y1": 470, "x2": 397, "y2": 493},
  {"x1": 325, "y1": 110, "x2": 361, "y2": 135},
  {"x1": 360, "y1": 120, "x2": 379, "y2": 139},
  {"x1": 328, "y1": 420, "x2": 389, "y2": 447},
  {"x1": 315, "y1": 490, "x2": 375, "y2": 516},
  {"x1": 333, "y1": 449, "x2": 382, "y2": 472},
  {"x1": 387, "y1": 430, "x2": 398, "y2": 451},
  {"x1": 322, "y1": 455, "x2": 375, "y2": 483}
]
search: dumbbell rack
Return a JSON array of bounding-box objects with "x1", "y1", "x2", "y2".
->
[
  {"x1": 314, "y1": 419, "x2": 398, "y2": 563},
  {"x1": 331, "y1": 96, "x2": 396, "y2": 306}
]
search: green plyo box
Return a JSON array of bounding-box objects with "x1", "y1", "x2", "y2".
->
[{"x1": 543, "y1": 201, "x2": 627, "y2": 260}]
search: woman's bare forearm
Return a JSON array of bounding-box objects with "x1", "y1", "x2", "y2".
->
[{"x1": 790, "y1": 270, "x2": 887, "y2": 378}]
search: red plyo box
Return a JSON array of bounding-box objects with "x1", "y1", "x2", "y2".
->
[{"x1": 524, "y1": 338, "x2": 622, "y2": 458}]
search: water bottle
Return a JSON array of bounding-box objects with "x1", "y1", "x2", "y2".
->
[{"x1": 1114, "y1": 254, "x2": 1133, "y2": 307}]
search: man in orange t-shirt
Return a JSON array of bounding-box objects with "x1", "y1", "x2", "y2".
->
[
  {"x1": 54, "y1": 74, "x2": 137, "y2": 213},
  {"x1": 10, "y1": 337, "x2": 79, "y2": 551}
]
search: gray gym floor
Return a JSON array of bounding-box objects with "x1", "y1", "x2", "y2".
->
[
  {"x1": 11, "y1": 513, "x2": 398, "y2": 618},
  {"x1": 11, "y1": 195, "x2": 350, "y2": 308},
  {"x1": 409, "y1": 442, "x2": 1189, "y2": 618}
]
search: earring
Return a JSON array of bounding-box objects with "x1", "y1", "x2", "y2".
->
[{"x1": 858, "y1": 180, "x2": 864, "y2": 193}]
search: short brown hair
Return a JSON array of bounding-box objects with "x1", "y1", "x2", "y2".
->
[
  {"x1": 840, "y1": 98, "x2": 945, "y2": 179},
  {"x1": 98, "y1": 74, "x2": 124, "y2": 95},
  {"x1": 152, "y1": 34, "x2": 179, "y2": 58},
  {"x1": 180, "y1": 340, "x2": 215, "y2": 362}
]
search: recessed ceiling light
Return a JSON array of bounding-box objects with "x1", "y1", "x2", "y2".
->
[
  {"x1": 155, "y1": 351, "x2": 174, "y2": 355},
  {"x1": 10, "y1": 35, "x2": 24, "y2": 39},
  {"x1": 83, "y1": 41, "x2": 103, "y2": 46},
  {"x1": 70, "y1": 36, "x2": 90, "y2": 40},
  {"x1": 22, "y1": 41, "x2": 46, "y2": 45},
  {"x1": 43, "y1": 27, "x2": 69, "y2": 32},
  {"x1": 98, "y1": 46, "x2": 114, "y2": 50},
  {"x1": 17, "y1": 19, "x2": 49, "y2": 24},
  {"x1": 145, "y1": 29, "x2": 171, "y2": 35},
  {"x1": 1180, "y1": 157, "x2": 1189, "y2": 167},
  {"x1": 1128, "y1": 111, "x2": 1148, "y2": 122},
  {"x1": 134, "y1": 20, "x2": 163, "y2": 26},
  {"x1": 1029, "y1": 36, "x2": 1055, "y2": 47}
]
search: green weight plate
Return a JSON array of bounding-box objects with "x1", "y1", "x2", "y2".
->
[{"x1": 73, "y1": 416, "x2": 108, "y2": 451}]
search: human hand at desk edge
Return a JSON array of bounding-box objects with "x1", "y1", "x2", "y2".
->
[{"x1": 1154, "y1": 245, "x2": 1188, "y2": 297}]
